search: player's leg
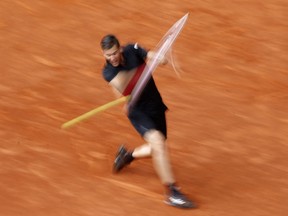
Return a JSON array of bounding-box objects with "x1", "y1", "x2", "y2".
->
[
  {"x1": 113, "y1": 143, "x2": 152, "y2": 172},
  {"x1": 132, "y1": 143, "x2": 152, "y2": 158},
  {"x1": 113, "y1": 109, "x2": 170, "y2": 174},
  {"x1": 143, "y1": 129, "x2": 175, "y2": 184},
  {"x1": 147, "y1": 111, "x2": 196, "y2": 209},
  {"x1": 143, "y1": 129, "x2": 195, "y2": 208},
  {"x1": 113, "y1": 110, "x2": 154, "y2": 172}
]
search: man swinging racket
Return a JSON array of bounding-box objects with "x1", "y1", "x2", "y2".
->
[{"x1": 100, "y1": 34, "x2": 196, "y2": 209}]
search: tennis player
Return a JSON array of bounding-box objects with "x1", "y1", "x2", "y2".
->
[{"x1": 100, "y1": 34, "x2": 195, "y2": 209}]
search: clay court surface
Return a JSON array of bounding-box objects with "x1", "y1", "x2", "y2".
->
[{"x1": 1, "y1": 0, "x2": 288, "y2": 215}]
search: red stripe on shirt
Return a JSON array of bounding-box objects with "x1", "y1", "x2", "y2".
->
[{"x1": 122, "y1": 63, "x2": 146, "y2": 96}]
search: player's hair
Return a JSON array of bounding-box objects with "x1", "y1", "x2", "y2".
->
[{"x1": 100, "y1": 34, "x2": 120, "y2": 50}]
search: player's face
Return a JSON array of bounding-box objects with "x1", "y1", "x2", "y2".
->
[{"x1": 103, "y1": 45, "x2": 122, "y2": 67}]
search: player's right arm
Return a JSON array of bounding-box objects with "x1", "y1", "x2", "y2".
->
[{"x1": 147, "y1": 51, "x2": 168, "y2": 65}]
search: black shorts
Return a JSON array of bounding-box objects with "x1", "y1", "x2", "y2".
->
[{"x1": 128, "y1": 109, "x2": 167, "y2": 139}]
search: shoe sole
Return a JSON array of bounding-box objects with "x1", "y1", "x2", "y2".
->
[{"x1": 164, "y1": 200, "x2": 197, "y2": 209}]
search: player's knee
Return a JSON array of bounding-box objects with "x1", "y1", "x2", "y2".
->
[
  {"x1": 144, "y1": 130, "x2": 165, "y2": 153},
  {"x1": 144, "y1": 129, "x2": 165, "y2": 143}
]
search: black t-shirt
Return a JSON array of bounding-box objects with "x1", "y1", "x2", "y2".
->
[{"x1": 102, "y1": 44, "x2": 167, "y2": 113}]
